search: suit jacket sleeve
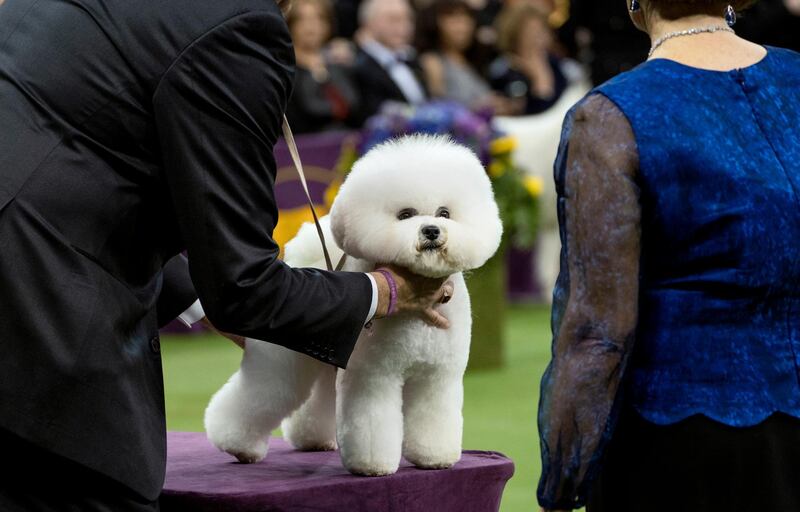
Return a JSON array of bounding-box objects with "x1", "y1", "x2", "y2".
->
[
  {"x1": 157, "y1": 254, "x2": 198, "y2": 328},
  {"x1": 152, "y1": 7, "x2": 372, "y2": 368}
]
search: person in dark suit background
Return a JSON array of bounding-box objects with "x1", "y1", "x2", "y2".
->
[
  {"x1": 352, "y1": 0, "x2": 429, "y2": 121},
  {"x1": 0, "y1": 0, "x2": 452, "y2": 510}
]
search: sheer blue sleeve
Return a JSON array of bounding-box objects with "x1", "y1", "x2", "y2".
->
[{"x1": 537, "y1": 93, "x2": 642, "y2": 510}]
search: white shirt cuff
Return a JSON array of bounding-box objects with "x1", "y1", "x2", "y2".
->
[
  {"x1": 178, "y1": 299, "x2": 205, "y2": 327},
  {"x1": 365, "y1": 273, "x2": 379, "y2": 324}
]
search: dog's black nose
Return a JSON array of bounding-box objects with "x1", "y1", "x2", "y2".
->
[{"x1": 422, "y1": 225, "x2": 440, "y2": 241}]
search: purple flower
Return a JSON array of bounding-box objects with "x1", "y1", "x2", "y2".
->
[{"x1": 360, "y1": 100, "x2": 503, "y2": 164}]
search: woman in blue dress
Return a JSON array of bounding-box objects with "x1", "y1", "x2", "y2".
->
[{"x1": 537, "y1": 1, "x2": 800, "y2": 511}]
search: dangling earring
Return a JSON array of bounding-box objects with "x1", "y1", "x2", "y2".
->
[
  {"x1": 630, "y1": 0, "x2": 641, "y2": 12},
  {"x1": 725, "y1": 5, "x2": 737, "y2": 26}
]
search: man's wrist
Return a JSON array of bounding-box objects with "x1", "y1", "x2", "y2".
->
[{"x1": 368, "y1": 271, "x2": 391, "y2": 319}]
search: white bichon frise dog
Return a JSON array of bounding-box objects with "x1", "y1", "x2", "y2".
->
[{"x1": 204, "y1": 134, "x2": 503, "y2": 476}]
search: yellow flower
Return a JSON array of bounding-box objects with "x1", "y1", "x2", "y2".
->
[
  {"x1": 523, "y1": 175, "x2": 544, "y2": 197},
  {"x1": 488, "y1": 161, "x2": 506, "y2": 178},
  {"x1": 490, "y1": 136, "x2": 517, "y2": 156}
]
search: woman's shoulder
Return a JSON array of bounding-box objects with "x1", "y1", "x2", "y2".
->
[
  {"x1": 765, "y1": 45, "x2": 800, "y2": 60},
  {"x1": 567, "y1": 93, "x2": 629, "y2": 135},
  {"x1": 419, "y1": 52, "x2": 447, "y2": 77},
  {"x1": 592, "y1": 61, "x2": 660, "y2": 93},
  {"x1": 557, "y1": 94, "x2": 633, "y2": 156},
  {"x1": 762, "y1": 45, "x2": 800, "y2": 72},
  {"x1": 585, "y1": 59, "x2": 694, "y2": 119},
  {"x1": 555, "y1": 93, "x2": 638, "y2": 191}
]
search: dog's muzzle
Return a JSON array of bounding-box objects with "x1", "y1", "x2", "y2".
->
[
  {"x1": 422, "y1": 225, "x2": 440, "y2": 241},
  {"x1": 419, "y1": 225, "x2": 446, "y2": 251}
]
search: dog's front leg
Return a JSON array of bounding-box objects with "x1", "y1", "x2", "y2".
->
[
  {"x1": 402, "y1": 370, "x2": 464, "y2": 469},
  {"x1": 336, "y1": 367, "x2": 404, "y2": 476}
]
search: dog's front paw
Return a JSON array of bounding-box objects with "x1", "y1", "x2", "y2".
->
[
  {"x1": 340, "y1": 445, "x2": 400, "y2": 475},
  {"x1": 404, "y1": 449, "x2": 461, "y2": 470},
  {"x1": 411, "y1": 459, "x2": 458, "y2": 470},
  {"x1": 345, "y1": 463, "x2": 399, "y2": 477}
]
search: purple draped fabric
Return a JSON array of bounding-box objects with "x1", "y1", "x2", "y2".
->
[
  {"x1": 161, "y1": 432, "x2": 514, "y2": 512},
  {"x1": 272, "y1": 130, "x2": 355, "y2": 210}
]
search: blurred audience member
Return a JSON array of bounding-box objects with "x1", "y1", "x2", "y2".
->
[
  {"x1": 430, "y1": 0, "x2": 506, "y2": 48},
  {"x1": 285, "y1": 0, "x2": 362, "y2": 134},
  {"x1": 416, "y1": 0, "x2": 512, "y2": 112},
  {"x1": 567, "y1": 0, "x2": 649, "y2": 85},
  {"x1": 737, "y1": 0, "x2": 800, "y2": 52},
  {"x1": 489, "y1": 4, "x2": 572, "y2": 115},
  {"x1": 353, "y1": 0, "x2": 428, "y2": 120}
]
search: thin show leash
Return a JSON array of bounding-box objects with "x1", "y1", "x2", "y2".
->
[
  {"x1": 281, "y1": 116, "x2": 347, "y2": 272},
  {"x1": 281, "y1": 118, "x2": 398, "y2": 324}
]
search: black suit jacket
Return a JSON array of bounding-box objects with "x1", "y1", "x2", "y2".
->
[
  {"x1": 0, "y1": 0, "x2": 371, "y2": 500},
  {"x1": 352, "y1": 46, "x2": 428, "y2": 122}
]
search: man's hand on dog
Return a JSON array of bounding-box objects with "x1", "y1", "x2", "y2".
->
[{"x1": 371, "y1": 265, "x2": 454, "y2": 329}]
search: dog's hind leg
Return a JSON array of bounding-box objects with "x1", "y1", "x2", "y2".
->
[
  {"x1": 282, "y1": 364, "x2": 338, "y2": 451},
  {"x1": 204, "y1": 340, "x2": 324, "y2": 463},
  {"x1": 401, "y1": 369, "x2": 464, "y2": 469}
]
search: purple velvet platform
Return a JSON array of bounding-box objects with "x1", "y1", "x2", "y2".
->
[{"x1": 161, "y1": 432, "x2": 514, "y2": 512}]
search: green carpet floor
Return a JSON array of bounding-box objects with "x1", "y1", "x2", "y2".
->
[{"x1": 162, "y1": 304, "x2": 552, "y2": 512}]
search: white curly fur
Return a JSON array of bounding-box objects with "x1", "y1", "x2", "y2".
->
[{"x1": 204, "y1": 135, "x2": 503, "y2": 476}]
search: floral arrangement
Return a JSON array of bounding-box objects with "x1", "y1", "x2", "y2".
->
[
  {"x1": 325, "y1": 101, "x2": 542, "y2": 248},
  {"x1": 487, "y1": 135, "x2": 543, "y2": 248}
]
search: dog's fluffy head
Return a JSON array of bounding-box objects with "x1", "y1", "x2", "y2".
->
[{"x1": 330, "y1": 135, "x2": 503, "y2": 278}]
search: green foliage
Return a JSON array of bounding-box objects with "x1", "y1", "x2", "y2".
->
[{"x1": 491, "y1": 165, "x2": 541, "y2": 248}]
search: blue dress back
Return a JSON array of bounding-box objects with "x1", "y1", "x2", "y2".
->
[{"x1": 596, "y1": 47, "x2": 800, "y2": 426}]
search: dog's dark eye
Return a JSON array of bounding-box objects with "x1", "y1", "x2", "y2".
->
[
  {"x1": 436, "y1": 207, "x2": 450, "y2": 219},
  {"x1": 397, "y1": 208, "x2": 418, "y2": 220}
]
